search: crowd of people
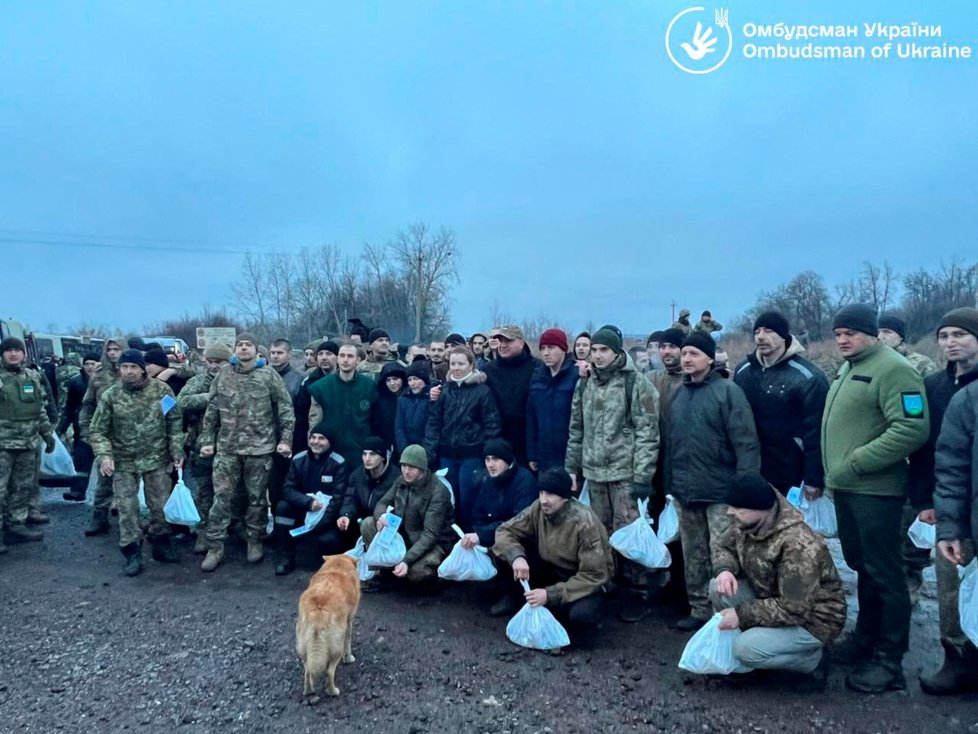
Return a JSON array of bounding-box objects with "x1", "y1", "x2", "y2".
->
[{"x1": 1, "y1": 302, "x2": 977, "y2": 697}]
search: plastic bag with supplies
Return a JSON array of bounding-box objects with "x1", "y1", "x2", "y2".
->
[
  {"x1": 345, "y1": 537, "x2": 377, "y2": 582},
  {"x1": 657, "y1": 495, "x2": 680, "y2": 544},
  {"x1": 678, "y1": 613, "x2": 753, "y2": 675},
  {"x1": 362, "y1": 507, "x2": 407, "y2": 567},
  {"x1": 164, "y1": 469, "x2": 201, "y2": 525},
  {"x1": 437, "y1": 524, "x2": 497, "y2": 581},
  {"x1": 959, "y1": 559, "x2": 978, "y2": 647},
  {"x1": 39, "y1": 434, "x2": 76, "y2": 477},
  {"x1": 609, "y1": 499, "x2": 672, "y2": 569},
  {"x1": 505, "y1": 580, "x2": 571, "y2": 651},
  {"x1": 906, "y1": 517, "x2": 936, "y2": 550}
]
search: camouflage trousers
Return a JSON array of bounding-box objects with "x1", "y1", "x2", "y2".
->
[
  {"x1": 112, "y1": 468, "x2": 173, "y2": 547},
  {"x1": 587, "y1": 480, "x2": 648, "y2": 594},
  {"x1": 361, "y1": 517, "x2": 446, "y2": 583},
  {"x1": 676, "y1": 500, "x2": 733, "y2": 620},
  {"x1": 206, "y1": 453, "x2": 272, "y2": 547},
  {"x1": 92, "y1": 470, "x2": 114, "y2": 512},
  {"x1": 0, "y1": 448, "x2": 38, "y2": 530},
  {"x1": 937, "y1": 539, "x2": 975, "y2": 650},
  {"x1": 190, "y1": 454, "x2": 215, "y2": 533}
]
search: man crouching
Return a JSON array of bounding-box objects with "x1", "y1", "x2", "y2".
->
[{"x1": 710, "y1": 473, "x2": 846, "y2": 685}]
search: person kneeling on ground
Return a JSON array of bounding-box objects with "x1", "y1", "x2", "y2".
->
[
  {"x1": 359, "y1": 444, "x2": 456, "y2": 590},
  {"x1": 271, "y1": 421, "x2": 351, "y2": 576},
  {"x1": 492, "y1": 468, "x2": 614, "y2": 647},
  {"x1": 710, "y1": 473, "x2": 846, "y2": 684}
]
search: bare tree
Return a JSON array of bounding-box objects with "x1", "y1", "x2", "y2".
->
[
  {"x1": 390, "y1": 223, "x2": 459, "y2": 342},
  {"x1": 858, "y1": 261, "x2": 897, "y2": 313}
]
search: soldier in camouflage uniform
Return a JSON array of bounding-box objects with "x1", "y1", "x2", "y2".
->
[
  {"x1": 671, "y1": 308, "x2": 693, "y2": 335},
  {"x1": 565, "y1": 326, "x2": 661, "y2": 623},
  {"x1": 80, "y1": 337, "x2": 125, "y2": 537},
  {"x1": 198, "y1": 333, "x2": 295, "y2": 572},
  {"x1": 356, "y1": 328, "x2": 401, "y2": 380},
  {"x1": 89, "y1": 349, "x2": 184, "y2": 576},
  {"x1": 56, "y1": 353, "x2": 82, "y2": 416},
  {"x1": 878, "y1": 313, "x2": 939, "y2": 378},
  {"x1": 711, "y1": 474, "x2": 845, "y2": 680},
  {"x1": 176, "y1": 341, "x2": 232, "y2": 553},
  {"x1": 0, "y1": 337, "x2": 56, "y2": 552},
  {"x1": 24, "y1": 369, "x2": 59, "y2": 526}
]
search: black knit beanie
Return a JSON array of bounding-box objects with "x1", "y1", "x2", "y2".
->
[
  {"x1": 309, "y1": 421, "x2": 335, "y2": 445},
  {"x1": 0, "y1": 337, "x2": 26, "y2": 354},
  {"x1": 727, "y1": 473, "x2": 776, "y2": 510},
  {"x1": 317, "y1": 340, "x2": 340, "y2": 356},
  {"x1": 753, "y1": 311, "x2": 791, "y2": 341},
  {"x1": 406, "y1": 360, "x2": 431, "y2": 384},
  {"x1": 538, "y1": 467, "x2": 573, "y2": 499},
  {"x1": 591, "y1": 326, "x2": 623, "y2": 354},
  {"x1": 878, "y1": 313, "x2": 906, "y2": 341},
  {"x1": 936, "y1": 307, "x2": 978, "y2": 340},
  {"x1": 362, "y1": 436, "x2": 387, "y2": 455},
  {"x1": 681, "y1": 331, "x2": 716, "y2": 360},
  {"x1": 483, "y1": 438, "x2": 515, "y2": 465},
  {"x1": 119, "y1": 349, "x2": 146, "y2": 371},
  {"x1": 832, "y1": 304, "x2": 878, "y2": 337},
  {"x1": 658, "y1": 328, "x2": 686, "y2": 349},
  {"x1": 144, "y1": 350, "x2": 170, "y2": 369},
  {"x1": 367, "y1": 328, "x2": 390, "y2": 344}
]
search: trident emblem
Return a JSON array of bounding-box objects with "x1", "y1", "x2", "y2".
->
[{"x1": 715, "y1": 8, "x2": 729, "y2": 29}]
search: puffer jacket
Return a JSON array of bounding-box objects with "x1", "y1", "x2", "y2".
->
[
  {"x1": 424, "y1": 370, "x2": 501, "y2": 464},
  {"x1": 712, "y1": 494, "x2": 847, "y2": 644},
  {"x1": 733, "y1": 339, "x2": 829, "y2": 491},
  {"x1": 372, "y1": 470, "x2": 456, "y2": 567},
  {"x1": 935, "y1": 372, "x2": 978, "y2": 545},
  {"x1": 395, "y1": 388, "x2": 430, "y2": 457},
  {"x1": 526, "y1": 357, "x2": 578, "y2": 468},
  {"x1": 668, "y1": 370, "x2": 761, "y2": 505}
]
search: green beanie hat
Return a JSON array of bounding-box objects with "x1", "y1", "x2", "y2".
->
[
  {"x1": 591, "y1": 326, "x2": 622, "y2": 354},
  {"x1": 399, "y1": 444, "x2": 429, "y2": 471}
]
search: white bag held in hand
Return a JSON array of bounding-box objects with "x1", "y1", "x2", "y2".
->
[
  {"x1": 164, "y1": 469, "x2": 201, "y2": 525},
  {"x1": 506, "y1": 580, "x2": 571, "y2": 651},
  {"x1": 657, "y1": 495, "x2": 680, "y2": 544},
  {"x1": 609, "y1": 499, "x2": 672, "y2": 569},
  {"x1": 345, "y1": 537, "x2": 377, "y2": 582},
  {"x1": 959, "y1": 559, "x2": 978, "y2": 647},
  {"x1": 438, "y1": 524, "x2": 497, "y2": 581},
  {"x1": 801, "y1": 496, "x2": 838, "y2": 538},
  {"x1": 578, "y1": 479, "x2": 590, "y2": 506},
  {"x1": 138, "y1": 480, "x2": 148, "y2": 512},
  {"x1": 907, "y1": 517, "x2": 936, "y2": 550},
  {"x1": 678, "y1": 613, "x2": 753, "y2": 675},
  {"x1": 363, "y1": 508, "x2": 407, "y2": 567},
  {"x1": 289, "y1": 492, "x2": 331, "y2": 537},
  {"x1": 39, "y1": 434, "x2": 76, "y2": 477},
  {"x1": 436, "y1": 467, "x2": 455, "y2": 507}
]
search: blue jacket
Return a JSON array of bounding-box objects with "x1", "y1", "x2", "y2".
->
[
  {"x1": 470, "y1": 465, "x2": 538, "y2": 546},
  {"x1": 395, "y1": 388, "x2": 430, "y2": 457},
  {"x1": 526, "y1": 358, "x2": 579, "y2": 467}
]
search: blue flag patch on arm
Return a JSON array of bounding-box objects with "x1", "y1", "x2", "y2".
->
[
  {"x1": 160, "y1": 395, "x2": 177, "y2": 415},
  {"x1": 901, "y1": 392, "x2": 924, "y2": 418}
]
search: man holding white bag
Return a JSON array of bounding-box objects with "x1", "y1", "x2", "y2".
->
[{"x1": 710, "y1": 473, "x2": 845, "y2": 683}]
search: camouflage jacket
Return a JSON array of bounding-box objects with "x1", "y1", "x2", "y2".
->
[
  {"x1": 176, "y1": 371, "x2": 215, "y2": 450},
  {"x1": 56, "y1": 357, "x2": 81, "y2": 413},
  {"x1": 565, "y1": 352, "x2": 660, "y2": 485},
  {"x1": 712, "y1": 494, "x2": 846, "y2": 644},
  {"x1": 201, "y1": 361, "x2": 295, "y2": 455},
  {"x1": 371, "y1": 470, "x2": 456, "y2": 567},
  {"x1": 78, "y1": 338, "x2": 125, "y2": 441},
  {"x1": 357, "y1": 354, "x2": 403, "y2": 380},
  {"x1": 896, "y1": 345, "x2": 939, "y2": 378},
  {"x1": 693, "y1": 317, "x2": 723, "y2": 333},
  {"x1": 494, "y1": 499, "x2": 614, "y2": 606},
  {"x1": 89, "y1": 377, "x2": 183, "y2": 473},
  {"x1": 0, "y1": 363, "x2": 54, "y2": 450}
]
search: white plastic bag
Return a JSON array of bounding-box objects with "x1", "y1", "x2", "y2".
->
[
  {"x1": 164, "y1": 469, "x2": 201, "y2": 525},
  {"x1": 345, "y1": 537, "x2": 377, "y2": 582},
  {"x1": 678, "y1": 613, "x2": 752, "y2": 675},
  {"x1": 907, "y1": 517, "x2": 936, "y2": 550},
  {"x1": 505, "y1": 580, "x2": 571, "y2": 651},
  {"x1": 578, "y1": 479, "x2": 590, "y2": 506},
  {"x1": 138, "y1": 480, "x2": 147, "y2": 512},
  {"x1": 436, "y1": 467, "x2": 455, "y2": 507},
  {"x1": 657, "y1": 495, "x2": 680, "y2": 544},
  {"x1": 288, "y1": 491, "x2": 331, "y2": 537},
  {"x1": 959, "y1": 559, "x2": 978, "y2": 647},
  {"x1": 363, "y1": 508, "x2": 407, "y2": 567},
  {"x1": 609, "y1": 499, "x2": 672, "y2": 569},
  {"x1": 40, "y1": 434, "x2": 76, "y2": 477},
  {"x1": 438, "y1": 524, "x2": 497, "y2": 581},
  {"x1": 801, "y1": 496, "x2": 837, "y2": 538}
]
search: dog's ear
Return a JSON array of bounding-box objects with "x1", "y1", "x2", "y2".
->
[{"x1": 322, "y1": 555, "x2": 330, "y2": 563}]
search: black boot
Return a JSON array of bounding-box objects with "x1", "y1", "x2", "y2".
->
[
  {"x1": 920, "y1": 641, "x2": 978, "y2": 695},
  {"x1": 121, "y1": 543, "x2": 143, "y2": 577},
  {"x1": 4, "y1": 524, "x2": 43, "y2": 544},
  {"x1": 618, "y1": 592, "x2": 653, "y2": 623},
  {"x1": 275, "y1": 550, "x2": 296, "y2": 576},
  {"x1": 85, "y1": 509, "x2": 110, "y2": 537},
  {"x1": 150, "y1": 535, "x2": 180, "y2": 564}
]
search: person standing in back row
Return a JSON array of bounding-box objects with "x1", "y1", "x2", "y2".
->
[
  {"x1": 485, "y1": 325, "x2": 540, "y2": 467},
  {"x1": 526, "y1": 328, "x2": 578, "y2": 474}
]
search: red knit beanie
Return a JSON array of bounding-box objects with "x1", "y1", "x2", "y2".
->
[{"x1": 538, "y1": 328, "x2": 568, "y2": 352}]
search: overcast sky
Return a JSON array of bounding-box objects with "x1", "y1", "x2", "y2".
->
[{"x1": 2, "y1": 1, "x2": 976, "y2": 338}]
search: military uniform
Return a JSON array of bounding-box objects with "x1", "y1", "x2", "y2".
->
[
  {"x1": 80, "y1": 339, "x2": 124, "y2": 530},
  {"x1": 55, "y1": 354, "x2": 82, "y2": 416},
  {"x1": 177, "y1": 371, "x2": 217, "y2": 544},
  {"x1": 896, "y1": 344, "x2": 939, "y2": 378}
]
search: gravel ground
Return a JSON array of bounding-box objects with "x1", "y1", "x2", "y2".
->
[{"x1": 1, "y1": 488, "x2": 977, "y2": 734}]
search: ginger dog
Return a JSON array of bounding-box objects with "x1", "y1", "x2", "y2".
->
[{"x1": 296, "y1": 554, "x2": 361, "y2": 697}]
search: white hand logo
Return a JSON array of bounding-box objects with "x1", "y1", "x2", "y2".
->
[{"x1": 680, "y1": 22, "x2": 718, "y2": 61}]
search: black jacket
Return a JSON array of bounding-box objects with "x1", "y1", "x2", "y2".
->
[
  {"x1": 470, "y1": 465, "x2": 537, "y2": 545},
  {"x1": 424, "y1": 370, "x2": 501, "y2": 464},
  {"x1": 484, "y1": 344, "x2": 540, "y2": 466},
  {"x1": 333, "y1": 460, "x2": 399, "y2": 524},
  {"x1": 668, "y1": 371, "x2": 762, "y2": 505},
  {"x1": 56, "y1": 371, "x2": 90, "y2": 436},
  {"x1": 934, "y1": 370, "x2": 978, "y2": 545},
  {"x1": 526, "y1": 357, "x2": 579, "y2": 467},
  {"x1": 370, "y1": 362, "x2": 405, "y2": 454},
  {"x1": 733, "y1": 341, "x2": 828, "y2": 492},
  {"x1": 280, "y1": 449, "x2": 350, "y2": 515},
  {"x1": 275, "y1": 363, "x2": 305, "y2": 402},
  {"x1": 395, "y1": 388, "x2": 430, "y2": 457}
]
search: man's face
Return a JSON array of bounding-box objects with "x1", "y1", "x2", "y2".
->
[
  {"x1": 658, "y1": 343, "x2": 680, "y2": 369},
  {"x1": 485, "y1": 455, "x2": 508, "y2": 477},
  {"x1": 429, "y1": 342, "x2": 446, "y2": 364},
  {"x1": 726, "y1": 505, "x2": 770, "y2": 528},
  {"x1": 590, "y1": 343, "x2": 616, "y2": 369},
  {"x1": 495, "y1": 336, "x2": 523, "y2": 359},
  {"x1": 337, "y1": 346, "x2": 358, "y2": 374},
  {"x1": 834, "y1": 329, "x2": 875, "y2": 359},
  {"x1": 205, "y1": 357, "x2": 225, "y2": 375},
  {"x1": 574, "y1": 337, "x2": 591, "y2": 360},
  {"x1": 269, "y1": 345, "x2": 291, "y2": 368},
  {"x1": 938, "y1": 327, "x2": 978, "y2": 365},
  {"x1": 119, "y1": 363, "x2": 144, "y2": 384},
  {"x1": 317, "y1": 350, "x2": 337, "y2": 371},
  {"x1": 371, "y1": 337, "x2": 390, "y2": 357},
  {"x1": 540, "y1": 344, "x2": 565, "y2": 370},
  {"x1": 385, "y1": 375, "x2": 404, "y2": 394},
  {"x1": 754, "y1": 327, "x2": 786, "y2": 358},
  {"x1": 488, "y1": 336, "x2": 500, "y2": 351},
  {"x1": 83, "y1": 359, "x2": 101, "y2": 376},
  {"x1": 632, "y1": 349, "x2": 650, "y2": 371},
  {"x1": 362, "y1": 449, "x2": 385, "y2": 472},
  {"x1": 303, "y1": 348, "x2": 316, "y2": 368},
  {"x1": 308, "y1": 432, "x2": 330, "y2": 456},
  {"x1": 407, "y1": 375, "x2": 426, "y2": 394},
  {"x1": 680, "y1": 346, "x2": 712, "y2": 377},
  {"x1": 235, "y1": 340, "x2": 257, "y2": 363},
  {"x1": 401, "y1": 464, "x2": 423, "y2": 483},
  {"x1": 1, "y1": 348, "x2": 25, "y2": 368},
  {"x1": 105, "y1": 344, "x2": 122, "y2": 364},
  {"x1": 877, "y1": 328, "x2": 902, "y2": 348},
  {"x1": 539, "y1": 490, "x2": 568, "y2": 517},
  {"x1": 470, "y1": 336, "x2": 487, "y2": 355}
]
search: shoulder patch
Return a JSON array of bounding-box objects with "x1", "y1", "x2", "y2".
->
[
  {"x1": 735, "y1": 363, "x2": 750, "y2": 376},
  {"x1": 294, "y1": 450, "x2": 309, "y2": 461},
  {"x1": 901, "y1": 392, "x2": 925, "y2": 418},
  {"x1": 786, "y1": 360, "x2": 814, "y2": 380},
  {"x1": 331, "y1": 452, "x2": 345, "y2": 464}
]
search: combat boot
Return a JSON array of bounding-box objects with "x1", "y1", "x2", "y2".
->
[
  {"x1": 26, "y1": 508, "x2": 50, "y2": 525},
  {"x1": 845, "y1": 654, "x2": 906, "y2": 693},
  {"x1": 275, "y1": 549, "x2": 296, "y2": 576},
  {"x1": 201, "y1": 546, "x2": 224, "y2": 572},
  {"x1": 247, "y1": 539, "x2": 265, "y2": 564},
  {"x1": 150, "y1": 535, "x2": 180, "y2": 564},
  {"x1": 4, "y1": 524, "x2": 43, "y2": 544},
  {"x1": 920, "y1": 641, "x2": 978, "y2": 695},
  {"x1": 121, "y1": 542, "x2": 143, "y2": 577},
  {"x1": 830, "y1": 632, "x2": 875, "y2": 666},
  {"x1": 193, "y1": 530, "x2": 209, "y2": 554},
  {"x1": 619, "y1": 591, "x2": 654, "y2": 623},
  {"x1": 84, "y1": 509, "x2": 110, "y2": 537}
]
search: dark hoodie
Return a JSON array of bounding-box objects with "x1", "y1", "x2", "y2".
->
[
  {"x1": 371, "y1": 362, "x2": 406, "y2": 454},
  {"x1": 484, "y1": 343, "x2": 540, "y2": 466}
]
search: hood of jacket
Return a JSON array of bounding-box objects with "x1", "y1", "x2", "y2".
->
[
  {"x1": 592, "y1": 350, "x2": 631, "y2": 384},
  {"x1": 751, "y1": 335, "x2": 806, "y2": 369}
]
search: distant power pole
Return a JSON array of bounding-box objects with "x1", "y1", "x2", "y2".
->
[{"x1": 670, "y1": 300, "x2": 677, "y2": 322}]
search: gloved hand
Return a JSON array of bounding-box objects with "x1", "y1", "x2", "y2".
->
[
  {"x1": 629, "y1": 482, "x2": 652, "y2": 501},
  {"x1": 44, "y1": 435, "x2": 57, "y2": 454}
]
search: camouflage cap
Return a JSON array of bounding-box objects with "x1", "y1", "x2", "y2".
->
[
  {"x1": 490, "y1": 324, "x2": 524, "y2": 341},
  {"x1": 203, "y1": 342, "x2": 232, "y2": 361}
]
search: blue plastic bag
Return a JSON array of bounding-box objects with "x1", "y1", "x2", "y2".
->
[
  {"x1": 657, "y1": 495, "x2": 680, "y2": 544},
  {"x1": 39, "y1": 434, "x2": 76, "y2": 477},
  {"x1": 438, "y1": 524, "x2": 497, "y2": 581},
  {"x1": 505, "y1": 580, "x2": 571, "y2": 651},
  {"x1": 678, "y1": 613, "x2": 752, "y2": 675},
  {"x1": 609, "y1": 499, "x2": 672, "y2": 569},
  {"x1": 164, "y1": 469, "x2": 201, "y2": 526}
]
